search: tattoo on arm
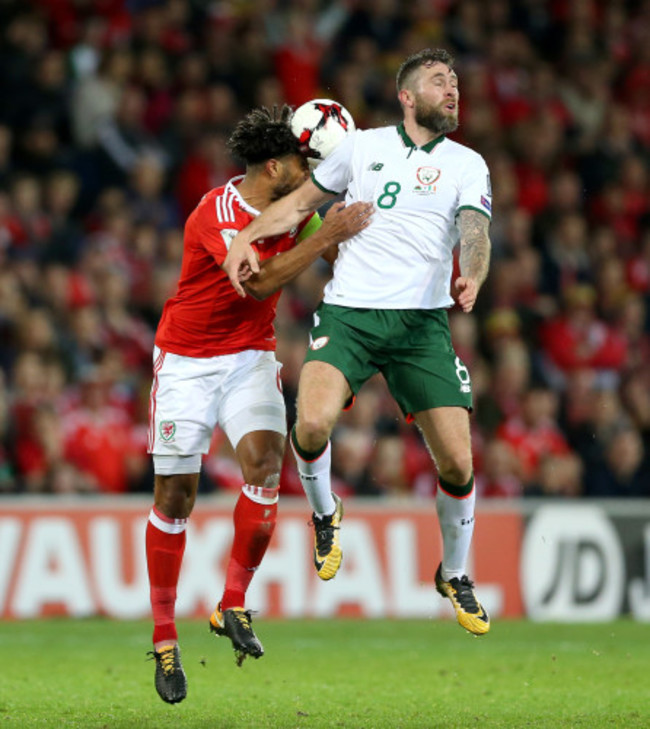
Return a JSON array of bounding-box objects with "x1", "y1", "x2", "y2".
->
[{"x1": 458, "y1": 209, "x2": 491, "y2": 287}]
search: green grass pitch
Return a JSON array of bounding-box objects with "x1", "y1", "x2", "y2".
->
[{"x1": 0, "y1": 617, "x2": 648, "y2": 728}]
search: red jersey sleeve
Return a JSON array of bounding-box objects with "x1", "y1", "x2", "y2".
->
[
  {"x1": 155, "y1": 179, "x2": 303, "y2": 357},
  {"x1": 188, "y1": 194, "x2": 237, "y2": 267}
]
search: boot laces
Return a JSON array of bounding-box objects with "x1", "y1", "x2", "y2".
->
[
  {"x1": 148, "y1": 646, "x2": 177, "y2": 676},
  {"x1": 311, "y1": 513, "x2": 339, "y2": 554},
  {"x1": 453, "y1": 576, "x2": 480, "y2": 613},
  {"x1": 232, "y1": 608, "x2": 255, "y2": 634}
]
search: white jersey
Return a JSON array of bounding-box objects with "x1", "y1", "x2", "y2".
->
[{"x1": 312, "y1": 124, "x2": 492, "y2": 309}]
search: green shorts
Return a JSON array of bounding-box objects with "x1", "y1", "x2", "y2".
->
[{"x1": 303, "y1": 303, "x2": 472, "y2": 419}]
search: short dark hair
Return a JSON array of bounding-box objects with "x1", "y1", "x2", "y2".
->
[
  {"x1": 227, "y1": 105, "x2": 301, "y2": 165},
  {"x1": 396, "y1": 48, "x2": 455, "y2": 92}
]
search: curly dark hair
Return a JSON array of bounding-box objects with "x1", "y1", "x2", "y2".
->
[
  {"x1": 396, "y1": 48, "x2": 455, "y2": 92},
  {"x1": 227, "y1": 105, "x2": 301, "y2": 165}
]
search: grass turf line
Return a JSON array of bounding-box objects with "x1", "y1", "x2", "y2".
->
[{"x1": 0, "y1": 618, "x2": 648, "y2": 728}]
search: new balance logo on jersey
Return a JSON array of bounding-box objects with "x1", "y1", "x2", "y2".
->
[{"x1": 368, "y1": 162, "x2": 384, "y2": 171}]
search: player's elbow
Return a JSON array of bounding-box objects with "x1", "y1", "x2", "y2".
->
[{"x1": 243, "y1": 279, "x2": 275, "y2": 301}]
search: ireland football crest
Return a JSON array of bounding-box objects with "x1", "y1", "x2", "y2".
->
[
  {"x1": 413, "y1": 166, "x2": 441, "y2": 195},
  {"x1": 416, "y1": 167, "x2": 441, "y2": 185}
]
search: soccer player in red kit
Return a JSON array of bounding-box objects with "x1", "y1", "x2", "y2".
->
[{"x1": 146, "y1": 106, "x2": 372, "y2": 704}]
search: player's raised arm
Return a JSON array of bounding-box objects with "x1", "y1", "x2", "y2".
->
[
  {"x1": 453, "y1": 208, "x2": 491, "y2": 313},
  {"x1": 244, "y1": 201, "x2": 373, "y2": 300},
  {"x1": 224, "y1": 177, "x2": 333, "y2": 297}
]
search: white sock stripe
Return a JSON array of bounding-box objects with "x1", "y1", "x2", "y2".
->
[
  {"x1": 242, "y1": 483, "x2": 279, "y2": 505},
  {"x1": 148, "y1": 508, "x2": 188, "y2": 534}
]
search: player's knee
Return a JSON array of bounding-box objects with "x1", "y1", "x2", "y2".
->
[
  {"x1": 295, "y1": 416, "x2": 331, "y2": 453},
  {"x1": 436, "y1": 454, "x2": 473, "y2": 486},
  {"x1": 242, "y1": 452, "x2": 283, "y2": 487},
  {"x1": 154, "y1": 473, "x2": 198, "y2": 519}
]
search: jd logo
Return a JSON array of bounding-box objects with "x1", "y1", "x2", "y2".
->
[
  {"x1": 522, "y1": 505, "x2": 625, "y2": 621},
  {"x1": 160, "y1": 421, "x2": 176, "y2": 441}
]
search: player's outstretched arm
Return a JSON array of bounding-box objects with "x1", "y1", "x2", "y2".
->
[
  {"x1": 453, "y1": 208, "x2": 491, "y2": 313},
  {"x1": 224, "y1": 178, "x2": 334, "y2": 297},
  {"x1": 244, "y1": 201, "x2": 373, "y2": 300}
]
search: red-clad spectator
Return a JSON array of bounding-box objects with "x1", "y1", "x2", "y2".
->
[
  {"x1": 478, "y1": 438, "x2": 522, "y2": 498},
  {"x1": 499, "y1": 62, "x2": 571, "y2": 130},
  {"x1": 273, "y1": 11, "x2": 324, "y2": 106},
  {"x1": 540, "y1": 284, "x2": 628, "y2": 384},
  {"x1": 589, "y1": 174, "x2": 647, "y2": 251},
  {"x1": 626, "y1": 229, "x2": 650, "y2": 293},
  {"x1": 622, "y1": 37, "x2": 650, "y2": 146},
  {"x1": 33, "y1": 0, "x2": 132, "y2": 49},
  {"x1": 137, "y1": 47, "x2": 175, "y2": 136},
  {"x1": 175, "y1": 132, "x2": 240, "y2": 220},
  {"x1": 61, "y1": 367, "x2": 145, "y2": 493},
  {"x1": 6, "y1": 174, "x2": 51, "y2": 252},
  {"x1": 10, "y1": 352, "x2": 70, "y2": 491},
  {"x1": 496, "y1": 385, "x2": 572, "y2": 486},
  {"x1": 513, "y1": 110, "x2": 565, "y2": 216}
]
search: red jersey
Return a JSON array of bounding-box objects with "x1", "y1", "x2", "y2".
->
[{"x1": 155, "y1": 177, "x2": 309, "y2": 357}]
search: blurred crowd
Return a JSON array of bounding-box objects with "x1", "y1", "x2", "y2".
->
[{"x1": 0, "y1": 0, "x2": 649, "y2": 499}]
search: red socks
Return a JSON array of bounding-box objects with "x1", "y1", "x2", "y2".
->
[
  {"x1": 147, "y1": 489, "x2": 278, "y2": 640},
  {"x1": 146, "y1": 506, "x2": 187, "y2": 647},
  {"x1": 221, "y1": 488, "x2": 278, "y2": 611}
]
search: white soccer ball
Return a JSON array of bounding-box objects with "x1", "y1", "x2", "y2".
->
[{"x1": 291, "y1": 98, "x2": 356, "y2": 168}]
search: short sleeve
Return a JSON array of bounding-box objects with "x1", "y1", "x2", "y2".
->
[
  {"x1": 188, "y1": 203, "x2": 236, "y2": 266},
  {"x1": 311, "y1": 132, "x2": 356, "y2": 195},
  {"x1": 457, "y1": 153, "x2": 492, "y2": 220},
  {"x1": 211, "y1": 228, "x2": 240, "y2": 264}
]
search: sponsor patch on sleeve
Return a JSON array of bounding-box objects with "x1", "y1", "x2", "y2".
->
[
  {"x1": 480, "y1": 195, "x2": 492, "y2": 213},
  {"x1": 220, "y1": 228, "x2": 238, "y2": 250}
]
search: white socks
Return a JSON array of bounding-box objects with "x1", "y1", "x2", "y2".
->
[
  {"x1": 290, "y1": 437, "x2": 336, "y2": 518},
  {"x1": 436, "y1": 484, "x2": 476, "y2": 581}
]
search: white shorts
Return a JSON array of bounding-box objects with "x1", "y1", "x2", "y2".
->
[{"x1": 148, "y1": 347, "x2": 286, "y2": 457}]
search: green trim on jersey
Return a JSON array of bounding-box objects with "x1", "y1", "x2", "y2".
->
[
  {"x1": 311, "y1": 172, "x2": 339, "y2": 195},
  {"x1": 312, "y1": 124, "x2": 492, "y2": 309},
  {"x1": 296, "y1": 211, "x2": 322, "y2": 242},
  {"x1": 397, "y1": 123, "x2": 446, "y2": 153},
  {"x1": 456, "y1": 204, "x2": 491, "y2": 221}
]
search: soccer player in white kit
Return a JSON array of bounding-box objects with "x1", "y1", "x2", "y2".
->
[
  {"x1": 223, "y1": 49, "x2": 492, "y2": 637},
  {"x1": 146, "y1": 106, "x2": 372, "y2": 704}
]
